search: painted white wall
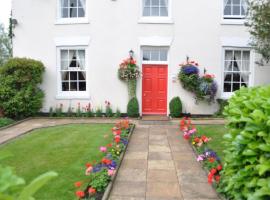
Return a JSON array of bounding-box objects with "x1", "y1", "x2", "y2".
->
[{"x1": 12, "y1": 0, "x2": 270, "y2": 115}]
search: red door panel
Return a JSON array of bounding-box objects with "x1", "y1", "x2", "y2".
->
[{"x1": 142, "y1": 64, "x2": 168, "y2": 115}]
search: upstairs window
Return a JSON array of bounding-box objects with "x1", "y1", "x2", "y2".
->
[
  {"x1": 143, "y1": 0, "x2": 169, "y2": 17},
  {"x1": 223, "y1": 0, "x2": 247, "y2": 19},
  {"x1": 60, "y1": 0, "x2": 86, "y2": 18}
]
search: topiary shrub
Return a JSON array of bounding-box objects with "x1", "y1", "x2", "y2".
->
[
  {"x1": 127, "y1": 97, "x2": 139, "y2": 118},
  {"x1": 169, "y1": 97, "x2": 182, "y2": 118},
  {"x1": 219, "y1": 86, "x2": 270, "y2": 199},
  {"x1": 0, "y1": 58, "x2": 45, "y2": 119}
]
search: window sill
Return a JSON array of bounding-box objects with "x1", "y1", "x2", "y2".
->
[
  {"x1": 221, "y1": 19, "x2": 246, "y2": 25},
  {"x1": 56, "y1": 93, "x2": 90, "y2": 100},
  {"x1": 138, "y1": 17, "x2": 174, "y2": 24},
  {"x1": 55, "y1": 18, "x2": 90, "y2": 25}
]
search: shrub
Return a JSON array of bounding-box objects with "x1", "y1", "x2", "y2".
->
[
  {"x1": 105, "y1": 101, "x2": 113, "y2": 117},
  {"x1": 169, "y1": 97, "x2": 182, "y2": 118},
  {"x1": 0, "y1": 117, "x2": 14, "y2": 128},
  {"x1": 219, "y1": 86, "x2": 270, "y2": 199},
  {"x1": 127, "y1": 97, "x2": 139, "y2": 118},
  {"x1": 0, "y1": 58, "x2": 45, "y2": 119},
  {"x1": 214, "y1": 99, "x2": 228, "y2": 117},
  {"x1": 95, "y1": 107, "x2": 103, "y2": 117},
  {"x1": 114, "y1": 108, "x2": 121, "y2": 118}
]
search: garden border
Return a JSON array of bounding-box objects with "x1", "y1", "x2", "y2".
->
[{"x1": 101, "y1": 124, "x2": 135, "y2": 200}]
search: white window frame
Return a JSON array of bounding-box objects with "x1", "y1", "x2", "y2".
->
[
  {"x1": 56, "y1": 0, "x2": 89, "y2": 25},
  {"x1": 222, "y1": 0, "x2": 247, "y2": 25},
  {"x1": 138, "y1": 0, "x2": 173, "y2": 24},
  {"x1": 221, "y1": 47, "x2": 254, "y2": 99},
  {"x1": 56, "y1": 46, "x2": 89, "y2": 99}
]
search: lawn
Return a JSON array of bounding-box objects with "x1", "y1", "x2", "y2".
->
[
  {"x1": 0, "y1": 124, "x2": 113, "y2": 200},
  {"x1": 196, "y1": 125, "x2": 228, "y2": 160}
]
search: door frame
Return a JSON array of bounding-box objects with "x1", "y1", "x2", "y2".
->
[{"x1": 142, "y1": 64, "x2": 168, "y2": 115}]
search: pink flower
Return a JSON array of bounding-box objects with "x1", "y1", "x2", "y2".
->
[
  {"x1": 197, "y1": 155, "x2": 205, "y2": 162},
  {"x1": 100, "y1": 146, "x2": 107, "y2": 152},
  {"x1": 107, "y1": 169, "x2": 116, "y2": 176},
  {"x1": 85, "y1": 166, "x2": 93, "y2": 176}
]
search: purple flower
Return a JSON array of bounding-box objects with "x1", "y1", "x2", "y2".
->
[{"x1": 182, "y1": 65, "x2": 199, "y2": 75}]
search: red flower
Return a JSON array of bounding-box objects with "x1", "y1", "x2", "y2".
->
[
  {"x1": 74, "y1": 181, "x2": 82, "y2": 188},
  {"x1": 88, "y1": 187, "x2": 96, "y2": 194},
  {"x1": 75, "y1": 190, "x2": 85, "y2": 198},
  {"x1": 115, "y1": 138, "x2": 120, "y2": 143},
  {"x1": 194, "y1": 137, "x2": 200, "y2": 143},
  {"x1": 183, "y1": 135, "x2": 190, "y2": 140},
  {"x1": 107, "y1": 143, "x2": 112, "y2": 147},
  {"x1": 215, "y1": 175, "x2": 220, "y2": 183},
  {"x1": 85, "y1": 163, "x2": 92, "y2": 168},
  {"x1": 210, "y1": 168, "x2": 217, "y2": 175},
  {"x1": 208, "y1": 173, "x2": 213, "y2": 184},
  {"x1": 217, "y1": 165, "x2": 222, "y2": 171},
  {"x1": 102, "y1": 158, "x2": 112, "y2": 165},
  {"x1": 208, "y1": 157, "x2": 215, "y2": 163}
]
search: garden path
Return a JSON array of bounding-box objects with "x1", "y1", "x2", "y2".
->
[{"x1": 109, "y1": 124, "x2": 220, "y2": 200}]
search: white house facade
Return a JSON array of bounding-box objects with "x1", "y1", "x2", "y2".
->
[{"x1": 12, "y1": 0, "x2": 270, "y2": 115}]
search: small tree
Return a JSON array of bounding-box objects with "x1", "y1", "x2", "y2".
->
[
  {"x1": 246, "y1": 0, "x2": 270, "y2": 63},
  {"x1": 0, "y1": 24, "x2": 12, "y2": 66}
]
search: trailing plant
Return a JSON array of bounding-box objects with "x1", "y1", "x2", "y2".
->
[
  {"x1": 105, "y1": 101, "x2": 113, "y2": 117},
  {"x1": 118, "y1": 56, "x2": 140, "y2": 100},
  {"x1": 127, "y1": 97, "x2": 139, "y2": 118},
  {"x1": 214, "y1": 99, "x2": 228, "y2": 117},
  {"x1": 169, "y1": 97, "x2": 182, "y2": 118},
  {"x1": 0, "y1": 58, "x2": 45, "y2": 119},
  {"x1": 219, "y1": 86, "x2": 270, "y2": 199},
  {"x1": 85, "y1": 103, "x2": 94, "y2": 117},
  {"x1": 178, "y1": 58, "x2": 217, "y2": 103}
]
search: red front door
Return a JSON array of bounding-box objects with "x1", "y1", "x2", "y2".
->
[{"x1": 142, "y1": 64, "x2": 168, "y2": 115}]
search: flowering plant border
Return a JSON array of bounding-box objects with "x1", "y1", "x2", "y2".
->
[
  {"x1": 74, "y1": 120, "x2": 135, "y2": 200},
  {"x1": 180, "y1": 118, "x2": 223, "y2": 189}
]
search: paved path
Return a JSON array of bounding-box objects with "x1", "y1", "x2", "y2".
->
[{"x1": 109, "y1": 125, "x2": 220, "y2": 200}]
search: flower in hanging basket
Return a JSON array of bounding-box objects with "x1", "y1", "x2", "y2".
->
[
  {"x1": 118, "y1": 57, "x2": 140, "y2": 81},
  {"x1": 181, "y1": 65, "x2": 199, "y2": 75}
]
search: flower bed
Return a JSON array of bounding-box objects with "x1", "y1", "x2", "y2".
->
[
  {"x1": 74, "y1": 120, "x2": 135, "y2": 200},
  {"x1": 180, "y1": 118, "x2": 223, "y2": 187}
]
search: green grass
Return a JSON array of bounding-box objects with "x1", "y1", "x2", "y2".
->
[
  {"x1": 196, "y1": 125, "x2": 228, "y2": 160},
  {"x1": 0, "y1": 124, "x2": 113, "y2": 200},
  {"x1": 0, "y1": 117, "x2": 14, "y2": 128}
]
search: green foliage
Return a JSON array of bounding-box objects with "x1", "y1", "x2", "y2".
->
[
  {"x1": 95, "y1": 107, "x2": 103, "y2": 117},
  {"x1": 89, "y1": 169, "x2": 110, "y2": 193},
  {"x1": 127, "y1": 79, "x2": 137, "y2": 100},
  {"x1": 169, "y1": 97, "x2": 182, "y2": 118},
  {"x1": 105, "y1": 103, "x2": 113, "y2": 118},
  {"x1": 0, "y1": 24, "x2": 12, "y2": 66},
  {"x1": 0, "y1": 118, "x2": 14, "y2": 128},
  {"x1": 215, "y1": 99, "x2": 229, "y2": 117},
  {"x1": 0, "y1": 58, "x2": 45, "y2": 119},
  {"x1": 114, "y1": 108, "x2": 121, "y2": 118},
  {"x1": 127, "y1": 97, "x2": 139, "y2": 118},
  {"x1": 246, "y1": 0, "x2": 270, "y2": 62},
  {"x1": 219, "y1": 86, "x2": 270, "y2": 199}
]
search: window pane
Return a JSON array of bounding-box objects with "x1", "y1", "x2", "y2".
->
[
  {"x1": 78, "y1": 0, "x2": 85, "y2": 7},
  {"x1": 79, "y1": 82, "x2": 86, "y2": 91},
  {"x1": 233, "y1": 5, "x2": 240, "y2": 15},
  {"x1": 151, "y1": 50, "x2": 159, "y2": 61},
  {"x1": 224, "y1": 73, "x2": 232, "y2": 82},
  {"x1": 144, "y1": 0, "x2": 150, "y2": 6},
  {"x1": 78, "y1": 8, "x2": 85, "y2": 17},
  {"x1": 62, "y1": 0, "x2": 69, "y2": 7},
  {"x1": 241, "y1": 72, "x2": 249, "y2": 82},
  {"x1": 62, "y1": 82, "x2": 69, "y2": 91},
  {"x1": 242, "y1": 51, "x2": 250, "y2": 60},
  {"x1": 151, "y1": 7, "x2": 159, "y2": 16},
  {"x1": 233, "y1": 0, "x2": 240, "y2": 5},
  {"x1": 143, "y1": 7, "x2": 150, "y2": 16},
  {"x1": 70, "y1": 8, "x2": 77, "y2": 17},
  {"x1": 70, "y1": 82, "x2": 78, "y2": 91},
  {"x1": 70, "y1": 0, "x2": 77, "y2": 7},
  {"x1": 78, "y1": 72, "x2": 86, "y2": 80},
  {"x1": 62, "y1": 8, "x2": 69, "y2": 18},
  {"x1": 160, "y1": 7, "x2": 168, "y2": 16},
  {"x1": 143, "y1": 50, "x2": 151, "y2": 61},
  {"x1": 61, "y1": 50, "x2": 68, "y2": 60},
  {"x1": 241, "y1": 82, "x2": 248, "y2": 87},
  {"x1": 232, "y1": 61, "x2": 240, "y2": 72},
  {"x1": 160, "y1": 0, "x2": 167, "y2": 6},
  {"x1": 224, "y1": 5, "x2": 231, "y2": 15},
  {"x1": 241, "y1": 5, "x2": 246, "y2": 15},
  {"x1": 233, "y1": 73, "x2": 240, "y2": 82},
  {"x1": 225, "y1": 61, "x2": 233, "y2": 71},
  {"x1": 152, "y1": 0, "x2": 159, "y2": 6},
  {"x1": 61, "y1": 72, "x2": 69, "y2": 80},
  {"x1": 70, "y1": 72, "x2": 77, "y2": 80},
  {"x1": 61, "y1": 60, "x2": 69, "y2": 70},
  {"x1": 160, "y1": 50, "x2": 167, "y2": 61},
  {"x1": 225, "y1": 50, "x2": 233, "y2": 60},
  {"x1": 233, "y1": 83, "x2": 240, "y2": 91},
  {"x1": 224, "y1": 83, "x2": 232, "y2": 92}
]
